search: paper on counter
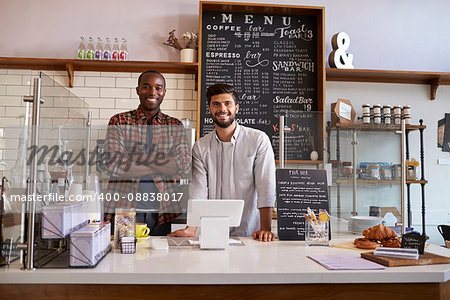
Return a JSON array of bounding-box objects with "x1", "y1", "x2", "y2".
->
[
  {"x1": 188, "y1": 238, "x2": 243, "y2": 245},
  {"x1": 308, "y1": 255, "x2": 385, "y2": 270}
]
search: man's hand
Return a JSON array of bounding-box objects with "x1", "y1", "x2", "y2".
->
[
  {"x1": 255, "y1": 207, "x2": 275, "y2": 242},
  {"x1": 252, "y1": 230, "x2": 275, "y2": 242},
  {"x1": 167, "y1": 226, "x2": 197, "y2": 237}
]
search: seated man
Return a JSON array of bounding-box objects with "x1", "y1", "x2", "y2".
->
[{"x1": 170, "y1": 83, "x2": 276, "y2": 241}]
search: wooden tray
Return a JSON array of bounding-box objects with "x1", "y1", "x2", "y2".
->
[
  {"x1": 332, "y1": 240, "x2": 373, "y2": 252},
  {"x1": 361, "y1": 252, "x2": 450, "y2": 267},
  {"x1": 332, "y1": 240, "x2": 431, "y2": 252}
]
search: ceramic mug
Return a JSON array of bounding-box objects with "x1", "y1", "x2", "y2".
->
[
  {"x1": 437, "y1": 225, "x2": 450, "y2": 241},
  {"x1": 136, "y1": 223, "x2": 150, "y2": 238}
]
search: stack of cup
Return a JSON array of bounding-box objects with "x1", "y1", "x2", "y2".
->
[
  {"x1": 373, "y1": 104, "x2": 381, "y2": 124},
  {"x1": 402, "y1": 105, "x2": 411, "y2": 125},
  {"x1": 362, "y1": 104, "x2": 371, "y2": 124},
  {"x1": 383, "y1": 105, "x2": 391, "y2": 124},
  {"x1": 393, "y1": 105, "x2": 402, "y2": 125}
]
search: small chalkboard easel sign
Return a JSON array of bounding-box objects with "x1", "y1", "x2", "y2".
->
[
  {"x1": 276, "y1": 169, "x2": 329, "y2": 240},
  {"x1": 401, "y1": 232, "x2": 427, "y2": 254}
]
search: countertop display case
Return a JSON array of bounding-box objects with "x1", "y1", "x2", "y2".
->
[
  {"x1": 0, "y1": 71, "x2": 94, "y2": 269},
  {"x1": 0, "y1": 70, "x2": 192, "y2": 270}
]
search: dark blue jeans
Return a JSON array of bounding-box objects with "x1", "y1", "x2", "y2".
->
[{"x1": 136, "y1": 212, "x2": 171, "y2": 236}]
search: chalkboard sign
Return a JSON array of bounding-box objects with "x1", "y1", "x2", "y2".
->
[
  {"x1": 401, "y1": 232, "x2": 427, "y2": 254},
  {"x1": 199, "y1": 3, "x2": 325, "y2": 161},
  {"x1": 276, "y1": 169, "x2": 329, "y2": 240}
]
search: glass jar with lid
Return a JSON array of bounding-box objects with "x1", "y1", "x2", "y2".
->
[
  {"x1": 373, "y1": 104, "x2": 381, "y2": 115},
  {"x1": 402, "y1": 105, "x2": 411, "y2": 116}
]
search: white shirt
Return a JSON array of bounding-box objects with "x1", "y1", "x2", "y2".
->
[{"x1": 190, "y1": 123, "x2": 276, "y2": 236}]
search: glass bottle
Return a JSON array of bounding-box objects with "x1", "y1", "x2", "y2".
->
[
  {"x1": 103, "y1": 38, "x2": 112, "y2": 60},
  {"x1": 95, "y1": 37, "x2": 103, "y2": 60},
  {"x1": 112, "y1": 38, "x2": 120, "y2": 61},
  {"x1": 77, "y1": 37, "x2": 86, "y2": 59},
  {"x1": 119, "y1": 38, "x2": 128, "y2": 61},
  {"x1": 86, "y1": 37, "x2": 95, "y2": 60}
]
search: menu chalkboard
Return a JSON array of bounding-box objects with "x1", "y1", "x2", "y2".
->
[
  {"x1": 199, "y1": 3, "x2": 324, "y2": 161},
  {"x1": 276, "y1": 169, "x2": 329, "y2": 240}
]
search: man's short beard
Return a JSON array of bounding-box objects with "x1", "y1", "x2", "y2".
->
[{"x1": 213, "y1": 115, "x2": 235, "y2": 128}]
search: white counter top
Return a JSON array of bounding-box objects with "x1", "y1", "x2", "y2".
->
[{"x1": 1, "y1": 236, "x2": 449, "y2": 285}]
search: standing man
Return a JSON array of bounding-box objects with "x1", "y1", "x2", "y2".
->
[
  {"x1": 169, "y1": 83, "x2": 276, "y2": 241},
  {"x1": 104, "y1": 70, "x2": 190, "y2": 236}
]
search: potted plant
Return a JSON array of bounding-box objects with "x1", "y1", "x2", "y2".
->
[{"x1": 163, "y1": 30, "x2": 198, "y2": 63}]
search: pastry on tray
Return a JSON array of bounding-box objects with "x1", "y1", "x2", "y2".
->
[
  {"x1": 363, "y1": 224, "x2": 397, "y2": 240},
  {"x1": 354, "y1": 224, "x2": 401, "y2": 249},
  {"x1": 353, "y1": 238, "x2": 381, "y2": 249},
  {"x1": 381, "y1": 237, "x2": 402, "y2": 248}
]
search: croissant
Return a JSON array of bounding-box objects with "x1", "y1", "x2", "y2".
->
[
  {"x1": 363, "y1": 224, "x2": 397, "y2": 240},
  {"x1": 381, "y1": 238, "x2": 401, "y2": 248},
  {"x1": 354, "y1": 238, "x2": 381, "y2": 249}
]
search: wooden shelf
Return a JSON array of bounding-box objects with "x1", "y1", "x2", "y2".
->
[
  {"x1": 405, "y1": 124, "x2": 426, "y2": 131},
  {"x1": 336, "y1": 179, "x2": 400, "y2": 184},
  {"x1": 275, "y1": 160, "x2": 323, "y2": 164},
  {"x1": 406, "y1": 180, "x2": 428, "y2": 184},
  {"x1": 335, "y1": 179, "x2": 427, "y2": 184},
  {"x1": 336, "y1": 179, "x2": 428, "y2": 184},
  {"x1": 327, "y1": 123, "x2": 426, "y2": 132},
  {"x1": 0, "y1": 57, "x2": 198, "y2": 88},
  {"x1": 1, "y1": 58, "x2": 446, "y2": 99},
  {"x1": 326, "y1": 68, "x2": 450, "y2": 100}
]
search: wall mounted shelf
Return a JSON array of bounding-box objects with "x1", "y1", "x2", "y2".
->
[
  {"x1": 336, "y1": 179, "x2": 428, "y2": 184},
  {"x1": 327, "y1": 123, "x2": 426, "y2": 132},
  {"x1": 1, "y1": 57, "x2": 448, "y2": 99},
  {"x1": 0, "y1": 57, "x2": 198, "y2": 88},
  {"x1": 326, "y1": 68, "x2": 450, "y2": 100}
]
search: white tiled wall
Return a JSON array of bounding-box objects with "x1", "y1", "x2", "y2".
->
[
  {"x1": 0, "y1": 68, "x2": 198, "y2": 172},
  {"x1": 0, "y1": 69, "x2": 198, "y2": 123}
]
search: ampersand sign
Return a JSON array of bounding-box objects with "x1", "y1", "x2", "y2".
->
[{"x1": 329, "y1": 32, "x2": 354, "y2": 69}]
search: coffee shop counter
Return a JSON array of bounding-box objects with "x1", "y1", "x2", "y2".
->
[{"x1": 0, "y1": 234, "x2": 449, "y2": 299}]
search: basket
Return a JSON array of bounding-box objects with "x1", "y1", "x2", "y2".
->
[{"x1": 120, "y1": 237, "x2": 136, "y2": 254}]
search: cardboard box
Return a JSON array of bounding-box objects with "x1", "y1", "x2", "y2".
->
[{"x1": 331, "y1": 98, "x2": 356, "y2": 126}]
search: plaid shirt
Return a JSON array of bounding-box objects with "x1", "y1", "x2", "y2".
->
[{"x1": 104, "y1": 105, "x2": 191, "y2": 225}]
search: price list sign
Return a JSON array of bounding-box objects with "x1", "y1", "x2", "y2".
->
[
  {"x1": 199, "y1": 4, "x2": 324, "y2": 161},
  {"x1": 276, "y1": 169, "x2": 329, "y2": 240}
]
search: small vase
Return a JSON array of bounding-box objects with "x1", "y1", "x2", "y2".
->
[{"x1": 180, "y1": 49, "x2": 197, "y2": 63}]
